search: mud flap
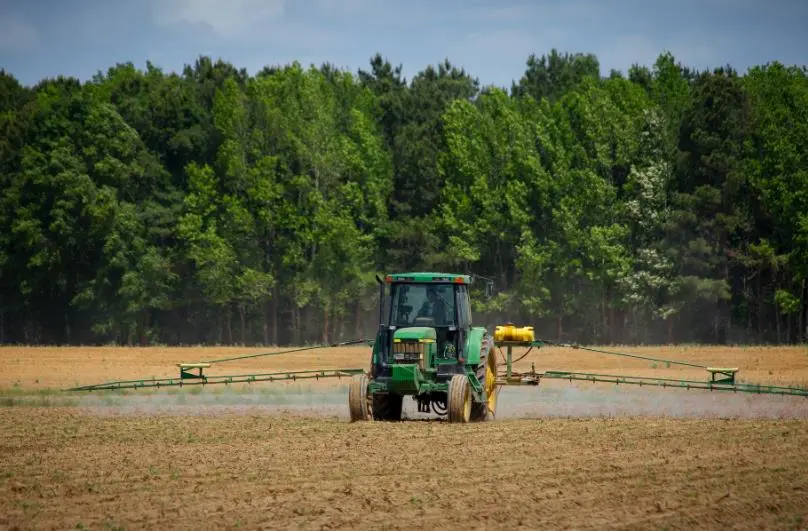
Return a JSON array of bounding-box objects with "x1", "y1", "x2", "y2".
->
[{"x1": 466, "y1": 372, "x2": 484, "y2": 401}]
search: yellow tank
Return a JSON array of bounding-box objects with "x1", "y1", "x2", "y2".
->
[
  {"x1": 494, "y1": 323, "x2": 534, "y2": 342},
  {"x1": 494, "y1": 323, "x2": 514, "y2": 342},
  {"x1": 515, "y1": 326, "x2": 535, "y2": 342}
]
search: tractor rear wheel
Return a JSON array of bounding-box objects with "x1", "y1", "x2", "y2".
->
[
  {"x1": 447, "y1": 374, "x2": 472, "y2": 423},
  {"x1": 372, "y1": 393, "x2": 403, "y2": 421},
  {"x1": 471, "y1": 337, "x2": 498, "y2": 422},
  {"x1": 348, "y1": 374, "x2": 371, "y2": 422}
]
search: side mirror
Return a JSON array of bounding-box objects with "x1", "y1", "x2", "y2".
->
[
  {"x1": 375, "y1": 274, "x2": 384, "y2": 284},
  {"x1": 484, "y1": 280, "x2": 495, "y2": 299}
]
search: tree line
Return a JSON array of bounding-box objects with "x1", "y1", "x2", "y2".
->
[{"x1": 1, "y1": 50, "x2": 806, "y2": 346}]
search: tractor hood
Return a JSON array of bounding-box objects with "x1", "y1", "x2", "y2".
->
[{"x1": 393, "y1": 327, "x2": 437, "y2": 342}]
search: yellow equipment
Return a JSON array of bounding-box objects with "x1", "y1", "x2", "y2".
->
[{"x1": 494, "y1": 323, "x2": 535, "y2": 343}]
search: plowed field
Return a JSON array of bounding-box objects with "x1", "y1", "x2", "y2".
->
[{"x1": 2, "y1": 344, "x2": 808, "y2": 530}]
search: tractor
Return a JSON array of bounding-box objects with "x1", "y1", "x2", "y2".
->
[
  {"x1": 348, "y1": 272, "x2": 498, "y2": 423},
  {"x1": 66, "y1": 273, "x2": 808, "y2": 406}
]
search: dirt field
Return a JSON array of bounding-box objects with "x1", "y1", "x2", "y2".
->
[
  {"x1": 3, "y1": 343, "x2": 808, "y2": 390},
  {"x1": 2, "y1": 344, "x2": 808, "y2": 529}
]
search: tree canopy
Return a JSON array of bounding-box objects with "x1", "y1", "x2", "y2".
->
[{"x1": 1, "y1": 49, "x2": 806, "y2": 345}]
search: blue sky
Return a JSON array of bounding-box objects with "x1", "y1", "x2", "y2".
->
[{"x1": 1, "y1": 0, "x2": 806, "y2": 88}]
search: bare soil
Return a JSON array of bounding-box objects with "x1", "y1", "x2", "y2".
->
[
  {"x1": 1, "y1": 409, "x2": 807, "y2": 530},
  {"x1": 2, "y1": 343, "x2": 808, "y2": 390},
  {"x1": 1, "y1": 344, "x2": 808, "y2": 529}
]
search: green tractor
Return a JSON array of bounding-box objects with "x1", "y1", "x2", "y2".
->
[{"x1": 349, "y1": 272, "x2": 498, "y2": 423}]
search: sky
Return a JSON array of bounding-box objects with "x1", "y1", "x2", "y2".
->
[{"x1": 1, "y1": 0, "x2": 806, "y2": 88}]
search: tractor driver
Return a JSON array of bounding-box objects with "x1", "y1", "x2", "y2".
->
[{"x1": 417, "y1": 286, "x2": 446, "y2": 325}]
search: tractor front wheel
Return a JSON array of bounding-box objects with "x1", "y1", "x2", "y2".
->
[
  {"x1": 348, "y1": 374, "x2": 371, "y2": 422},
  {"x1": 447, "y1": 374, "x2": 472, "y2": 423}
]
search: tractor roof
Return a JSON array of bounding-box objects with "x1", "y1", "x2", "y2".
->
[{"x1": 385, "y1": 272, "x2": 472, "y2": 284}]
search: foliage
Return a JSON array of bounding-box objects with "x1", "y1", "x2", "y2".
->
[{"x1": 0, "y1": 53, "x2": 806, "y2": 345}]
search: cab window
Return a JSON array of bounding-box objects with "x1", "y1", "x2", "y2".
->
[
  {"x1": 390, "y1": 283, "x2": 456, "y2": 327},
  {"x1": 456, "y1": 284, "x2": 471, "y2": 327}
]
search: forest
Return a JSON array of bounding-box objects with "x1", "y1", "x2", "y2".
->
[{"x1": 0, "y1": 50, "x2": 806, "y2": 346}]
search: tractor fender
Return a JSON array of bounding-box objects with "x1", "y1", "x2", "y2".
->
[{"x1": 463, "y1": 326, "x2": 489, "y2": 366}]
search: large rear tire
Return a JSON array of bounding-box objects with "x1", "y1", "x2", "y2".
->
[
  {"x1": 471, "y1": 336, "x2": 498, "y2": 422},
  {"x1": 372, "y1": 393, "x2": 403, "y2": 421},
  {"x1": 447, "y1": 374, "x2": 472, "y2": 423},
  {"x1": 348, "y1": 374, "x2": 371, "y2": 422}
]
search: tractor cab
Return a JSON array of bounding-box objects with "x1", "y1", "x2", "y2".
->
[
  {"x1": 372, "y1": 273, "x2": 485, "y2": 375},
  {"x1": 387, "y1": 277, "x2": 468, "y2": 359}
]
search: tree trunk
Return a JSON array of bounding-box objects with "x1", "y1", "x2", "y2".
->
[
  {"x1": 226, "y1": 308, "x2": 233, "y2": 345},
  {"x1": 293, "y1": 307, "x2": 300, "y2": 345},
  {"x1": 714, "y1": 314, "x2": 720, "y2": 343},
  {"x1": 322, "y1": 307, "x2": 330, "y2": 344},
  {"x1": 724, "y1": 298, "x2": 731, "y2": 343},
  {"x1": 556, "y1": 316, "x2": 563, "y2": 342},
  {"x1": 744, "y1": 275, "x2": 751, "y2": 332},
  {"x1": 800, "y1": 278, "x2": 806, "y2": 344},
  {"x1": 773, "y1": 266, "x2": 780, "y2": 344},
  {"x1": 499, "y1": 241, "x2": 507, "y2": 290},
  {"x1": 239, "y1": 304, "x2": 247, "y2": 345},
  {"x1": 355, "y1": 300, "x2": 361, "y2": 340},
  {"x1": 724, "y1": 261, "x2": 731, "y2": 344},
  {"x1": 263, "y1": 301, "x2": 269, "y2": 346},
  {"x1": 601, "y1": 291, "x2": 608, "y2": 344},
  {"x1": 174, "y1": 307, "x2": 183, "y2": 345},
  {"x1": 775, "y1": 304, "x2": 781, "y2": 344},
  {"x1": 786, "y1": 311, "x2": 791, "y2": 344},
  {"x1": 299, "y1": 306, "x2": 304, "y2": 345},
  {"x1": 667, "y1": 317, "x2": 674, "y2": 344},
  {"x1": 141, "y1": 311, "x2": 150, "y2": 346},
  {"x1": 334, "y1": 313, "x2": 340, "y2": 342},
  {"x1": 609, "y1": 304, "x2": 616, "y2": 344},
  {"x1": 64, "y1": 311, "x2": 71, "y2": 344},
  {"x1": 272, "y1": 289, "x2": 279, "y2": 346},
  {"x1": 755, "y1": 268, "x2": 763, "y2": 341},
  {"x1": 623, "y1": 312, "x2": 629, "y2": 343},
  {"x1": 291, "y1": 307, "x2": 297, "y2": 345}
]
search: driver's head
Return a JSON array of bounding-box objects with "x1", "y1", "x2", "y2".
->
[{"x1": 427, "y1": 287, "x2": 437, "y2": 301}]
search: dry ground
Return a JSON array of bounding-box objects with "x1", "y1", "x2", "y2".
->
[
  {"x1": 2, "y1": 343, "x2": 808, "y2": 390},
  {"x1": 2, "y1": 410, "x2": 808, "y2": 530},
  {"x1": 2, "y1": 344, "x2": 808, "y2": 529}
]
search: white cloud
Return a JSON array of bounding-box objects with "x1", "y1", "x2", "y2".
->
[
  {"x1": 153, "y1": 0, "x2": 286, "y2": 37},
  {"x1": 0, "y1": 15, "x2": 39, "y2": 54}
]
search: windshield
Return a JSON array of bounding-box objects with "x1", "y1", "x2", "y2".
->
[{"x1": 389, "y1": 283, "x2": 457, "y2": 327}]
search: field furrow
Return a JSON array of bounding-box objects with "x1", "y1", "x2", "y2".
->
[{"x1": 2, "y1": 345, "x2": 808, "y2": 529}]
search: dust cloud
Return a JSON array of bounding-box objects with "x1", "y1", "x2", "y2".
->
[{"x1": 76, "y1": 379, "x2": 808, "y2": 420}]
